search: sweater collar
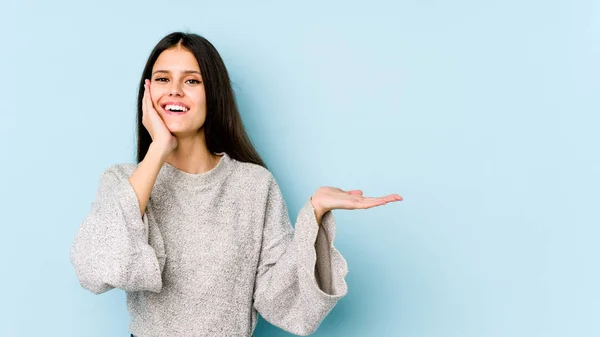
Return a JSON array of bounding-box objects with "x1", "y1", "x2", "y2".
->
[{"x1": 161, "y1": 152, "x2": 233, "y2": 187}]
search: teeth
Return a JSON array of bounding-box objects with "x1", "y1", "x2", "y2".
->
[{"x1": 165, "y1": 104, "x2": 189, "y2": 112}]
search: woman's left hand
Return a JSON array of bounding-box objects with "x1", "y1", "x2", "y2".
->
[{"x1": 310, "y1": 186, "x2": 403, "y2": 215}]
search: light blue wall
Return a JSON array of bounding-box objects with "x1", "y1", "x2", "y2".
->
[{"x1": 2, "y1": 0, "x2": 598, "y2": 336}]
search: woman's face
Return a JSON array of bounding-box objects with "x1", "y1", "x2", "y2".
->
[{"x1": 150, "y1": 46, "x2": 206, "y2": 136}]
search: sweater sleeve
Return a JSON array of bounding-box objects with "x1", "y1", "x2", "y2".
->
[
  {"x1": 70, "y1": 165, "x2": 166, "y2": 294},
  {"x1": 252, "y1": 175, "x2": 349, "y2": 336}
]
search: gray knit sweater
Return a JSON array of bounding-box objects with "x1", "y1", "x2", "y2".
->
[{"x1": 70, "y1": 152, "x2": 348, "y2": 336}]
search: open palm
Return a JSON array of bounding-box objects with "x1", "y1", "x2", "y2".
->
[{"x1": 312, "y1": 186, "x2": 402, "y2": 212}]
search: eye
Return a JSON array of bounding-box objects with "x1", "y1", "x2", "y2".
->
[
  {"x1": 187, "y1": 79, "x2": 201, "y2": 84},
  {"x1": 155, "y1": 78, "x2": 168, "y2": 82}
]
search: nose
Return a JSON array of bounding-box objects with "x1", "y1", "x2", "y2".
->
[{"x1": 168, "y1": 81, "x2": 183, "y2": 96}]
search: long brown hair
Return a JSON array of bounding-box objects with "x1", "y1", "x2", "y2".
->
[{"x1": 135, "y1": 32, "x2": 266, "y2": 169}]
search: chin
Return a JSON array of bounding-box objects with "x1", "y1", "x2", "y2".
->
[
  {"x1": 168, "y1": 127, "x2": 202, "y2": 138},
  {"x1": 164, "y1": 123, "x2": 185, "y2": 134}
]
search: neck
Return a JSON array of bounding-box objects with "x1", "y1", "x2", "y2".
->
[{"x1": 166, "y1": 132, "x2": 221, "y2": 175}]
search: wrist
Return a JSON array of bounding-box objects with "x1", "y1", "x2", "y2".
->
[
  {"x1": 310, "y1": 195, "x2": 327, "y2": 216},
  {"x1": 148, "y1": 142, "x2": 172, "y2": 161}
]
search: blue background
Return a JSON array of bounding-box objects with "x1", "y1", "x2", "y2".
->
[{"x1": 2, "y1": 0, "x2": 599, "y2": 336}]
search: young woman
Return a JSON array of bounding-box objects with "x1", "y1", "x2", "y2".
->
[{"x1": 70, "y1": 32, "x2": 402, "y2": 337}]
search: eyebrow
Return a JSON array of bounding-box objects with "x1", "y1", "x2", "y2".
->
[{"x1": 152, "y1": 70, "x2": 201, "y2": 75}]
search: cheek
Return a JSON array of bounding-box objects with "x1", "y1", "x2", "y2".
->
[
  {"x1": 150, "y1": 88, "x2": 165, "y2": 107},
  {"x1": 189, "y1": 91, "x2": 206, "y2": 109},
  {"x1": 150, "y1": 87, "x2": 163, "y2": 99}
]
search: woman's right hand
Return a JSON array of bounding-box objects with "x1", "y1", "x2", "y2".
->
[{"x1": 143, "y1": 79, "x2": 178, "y2": 154}]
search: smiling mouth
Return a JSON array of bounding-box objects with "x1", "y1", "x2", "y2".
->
[
  {"x1": 161, "y1": 104, "x2": 189, "y2": 115},
  {"x1": 163, "y1": 108, "x2": 187, "y2": 115}
]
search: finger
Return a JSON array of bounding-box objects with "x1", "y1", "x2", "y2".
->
[
  {"x1": 142, "y1": 84, "x2": 147, "y2": 110},
  {"x1": 363, "y1": 194, "x2": 402, "y2": 202},
  {"x1": 354, "y1": 196, "x2": 386, "y2": 202},
  {"x1": 384, "y1": 194, "x2": 403, "y2": 201},
  {"x1": 144, "y1": 82, "x2": 151, "y2": 113},
  {"x1": 352, "y1": 197, "x2": 387, "y2": 206},
  {"x1": 146, "y1": 81, "x2": 158, "y2": 112},
  {"x1": 146, "y1": 80, "x2": 152, "y2": 100},
  {"x1": 361, "y1": 197, "x2": 383, "y2": 201},
  {"x1": 348, "y1": 190, "x2": 363, "y2": 195},
  {"x1": 143, "y1": 91, "x2": 149, "y2": 117},
  {"x1": 356, "y1": 199, "x2": 388, "y2": 209}
]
